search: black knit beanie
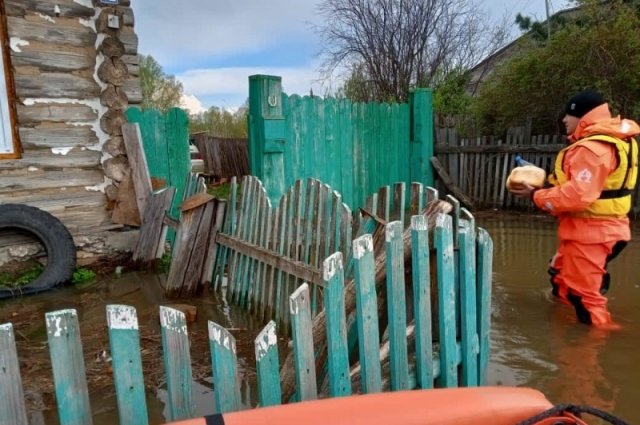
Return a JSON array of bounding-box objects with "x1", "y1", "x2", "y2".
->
[{"x1": 564, "y1": 90, "x2": 606, "y2": 118}]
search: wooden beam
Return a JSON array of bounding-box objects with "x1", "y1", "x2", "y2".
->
[
  {"x1": 429, "y1": 157, "x2": 474, "y2": 209},
  {"x1": 434, "y1": 144, "x2": 565, "y2": 154},
  {"x1": 216, "y1": 233, "x2": 324, "y2": 287}
]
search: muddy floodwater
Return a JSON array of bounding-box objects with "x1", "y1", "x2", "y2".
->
[{"x1": 1, "y1": 211, "x2": 639, "y2": 424}]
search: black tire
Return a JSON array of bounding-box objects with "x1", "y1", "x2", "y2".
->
[{"x1": 0, "y1": 203, "x2": 76, "y2": 298}]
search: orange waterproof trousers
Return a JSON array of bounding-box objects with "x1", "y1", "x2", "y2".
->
[{"x1": 548, "y1": 239, "x2": 627, "y2": 326}]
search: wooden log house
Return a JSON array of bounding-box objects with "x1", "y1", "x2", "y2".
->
[{"x1": 0, "y1": 0, "x2": 143, "y2": 266}]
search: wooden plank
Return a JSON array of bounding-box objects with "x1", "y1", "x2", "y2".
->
[
  {"x1": 323, "y1": 253, "x2": 351, "y2": 397},
  {"x1": 208, "y1": 322, "x2": 241, "y2": 413},
  {"x1": 7, "y1": 15, "x2": 96, "y2": 47},
  {"x1": 45, "y1": 309, "x2": 93, "y2": 425},
  {"x1": 352, "y1": 234, "x2": 382, "y2": 393},
  {"x1": 458, "y1": 227, "x2": 479, "y2": 387},
  {"x1": 429, "y1": 157, "x2": 474, "y2": 209},
  {"x1": 410, "y1": 215, "x2": 433, "y2": 389},
  {"x1": 111, "y1": 171, "x2": 141, "y2": 227},
  {"x1": 216, "y1": 233, "x2": 323, "y2": 287},
  {"x1": 0, "y1": 148, "x2": 100, "y2": 170},
  {"x1": 18, "y1": 125, "x2": 98, "y2": 149},
  {"x1": 106, "y1": 305, "x2": 149, "y2": 425},
  {"x1": 254, "y1": 321, "x2": 281, "y2": 407},
  {"x1": 392, "y1": 182, "x2": 405, "y2": 225},
  {"x1": 201, "y1": 200, "x2": 226, "y2": 287},
  {"x1": 14, "y1": 73, "x2": 100, "y2": 98},
  {"x1": 17, "y1": 103, "x2": 97, "y2": 124},
  {"x1": 237, "y1": 178, "x2": 259, "y2": 307},
  {"x1": 213, "y1": 177, "x2": 237, "y2": 292},
  {"x1": 289, "y1": 283, "x2": 317, "y2": 401},
  {"x1": 180, "y1": 200, "x2": 216, "y2": 296},
  {"x1": 226, "y1": 177, "x2": 249, "y2": 301},
  {"x1": 0, "y1": 323, "x2": 28, "y2": 425},
  {"x1": 5, "y1": 0, "x2": 94, "y2": 17},
  {"x1": 409, "y1": 182, "x2": 423, "y2": 215},
  {"x1": 132, "y1": 187, "x2": 175, "y2": 265},
  {"x1": 122, "y1": 123, "x2": 153, "y2": 217},
  {"x1": 377, "y1": 185, "x2": 390, "y2": 222},
  {"x1": 11, "y1": 42, "x2": 95, "y2": 72},
  {"x1": 476, "y1": 228, "x2": 493, "y2": 385},
  {"x1": 0, "y1": 168, "x2": 104, "y2": 193},
  {"x1": 273, "y1": 194, "x2": 288, "y2": 328},
  {"x1": 385, "y1": 221, "x2": 409, "y2": 390},
  {"x1": 122, "y1": 78, "x2": 142, "y2": 103},
  {"x1": 159, "y1": 306, "x2": 194, "y2": 421},
  {"x1": 434, "y1": 214, "x2": 457, "y2": 387},
  {"x1": 434, "y1": 143, "x2": 564, "y2": 154}
]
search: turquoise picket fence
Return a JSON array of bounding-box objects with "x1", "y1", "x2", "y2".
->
[
  {"x1": 0, "y1": 209, "x2": 492, "y2": 424},
  {"x1": 248, "y1": 75, "x2": 434, "y2": 207}
]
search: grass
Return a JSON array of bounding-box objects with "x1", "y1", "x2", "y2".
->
[
  {"x1": 0, "y1": 263, "x2": 44, "y2": 288},
  {"x1": 207, "y1": 182, "x2": 241, "y2": 200}
]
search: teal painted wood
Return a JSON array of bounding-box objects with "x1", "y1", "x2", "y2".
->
[
  {"x1": 126, "y1": 107, "x2": 190, "y2": 222},
  {"x1": 213, "y1": 176, "x2": 237, "y2": 291},
  {"x1": 458, "y1": 227, "x2": 479, "y2": 387},
  {"x1": 434, "y1": 214, "x2": 458, "y2": 387},
  {"x1": 256, "y1": 196, "x2": 273, "y2": 319},
  {"x1": 385, "y1": 221, "x2": 410, "y2": 390},
  {"x1": 159, "y1": 306, "x2": 194, "y2": 421},
  {"x1": 45, "y1": 309, "x2": 93, "y2": 425},
  {"x1": 476, "y1": 228, "x2": 493, "y2": 385},
  {"x1": 352, "y1": 234, "x2": 382, "y2": 393},
  {"x1": 241, "y1": 180, "x2": 263, "y2": 308},
  {"x1": 229, "y1": 177, "x2": 251, "y2": 303},
  {"x1": 410, "y1": 215, "x2": 434, "y2": 389},
  {"x1": 106, "y1": 305, "x2": 149, "y2": 425},
  {"x1": 208, "y1": 322, "x2": 241, "y2": 413},
  {"x1": 273, "y1": 193, "x2": 289, "y2": 328},
  {"x1": 339, "y1": 99, "x2": 354, "y2": 209},
  {"x1": 0, "y1": 323, "x2": 28, "y2": 425},
  {"x1": 289, "y1": 283, "x2": 318, "y2": 401},
  {"x1": 254, "y1": 321, "x2": 282, "y2": 407},
  {"x1": 237, "y1": 178, "x2": 258, "y2": 307},
  {"x1": 323, "y1": 253, "x2": 351, "y2": 397},
  {"x1": 409, "y1": 89, "x2": 434, "y2": 187}
]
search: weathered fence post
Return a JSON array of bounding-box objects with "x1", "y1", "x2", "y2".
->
[
  {"x1": 248, "y1": 75, "x2": 286, "y2": 205},
  {"x1": 160, "y1": 306, "x2": 194, "y2": 421},
  {"x1": 289, "y1": 283, "x2": 317, "y2": 401},
  {"x1": 107, "y1": 305, "x2": 149, "y2": 425},
  {"x1": 254, "y1": 321, "x2": 282, "y2": 407},
  {"x1": 208, "y1": 321, "x2": 241, "y2": 413},
  {"x1": 323, "y1": 252, "x2": 351, "y2": 397},
  {"x1": 0, "y1": 323, "x2": 28, "y2": 425},
  {"x1": 45, "y1": 309, "x2": 93, "y2": 425},
  {"x1": 409, "y1": 88, "x2": 434, "y2": 187}
]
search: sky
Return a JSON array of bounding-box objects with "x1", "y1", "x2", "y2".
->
[{"x1": 130, "y1": 0, "x2": 572, "y2": 113}]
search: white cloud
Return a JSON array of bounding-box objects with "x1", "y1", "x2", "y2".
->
[
  {"x1": 177, "y1": 65, "x2": 331, "y2": 109},
  {"x1": 180, "y1": 94, "x2": 207, "y2": 114}
]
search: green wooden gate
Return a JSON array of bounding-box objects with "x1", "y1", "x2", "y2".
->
[{"x1": 248, "y1": 75, "x2": 434, "y2": 208}]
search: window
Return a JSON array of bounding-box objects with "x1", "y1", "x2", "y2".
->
[{"x1": 0, "y1": 1, "x2": 20, "y2": 159}]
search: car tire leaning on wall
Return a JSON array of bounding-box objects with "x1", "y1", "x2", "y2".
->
[{"x1": 0, "y1": 203, "x2": 76, "y2": 298}]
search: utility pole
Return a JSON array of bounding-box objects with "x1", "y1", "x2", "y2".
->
[{"x1": 545, "y1": 0, "x2": 551, "y2": 40}]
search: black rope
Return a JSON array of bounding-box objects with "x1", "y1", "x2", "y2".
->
[{"x1": 514, "y1": 403, "x2": 630, "y2": 425}]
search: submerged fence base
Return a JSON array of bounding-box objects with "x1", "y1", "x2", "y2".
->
[{"x1": 0, "y1": 205, "x2": 492, "y2": 424}]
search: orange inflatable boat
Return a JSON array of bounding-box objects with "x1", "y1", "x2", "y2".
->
[{"x1": 163, "y1": 387, "x2": 601, "y2": 425}]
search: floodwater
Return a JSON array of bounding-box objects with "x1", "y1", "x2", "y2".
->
[
  {"x1": 1, "y1": 212, "x2": 639, "y2": 424},
  {"x1": 479, "y1": 212, "x2": 640, "y2": 424}
]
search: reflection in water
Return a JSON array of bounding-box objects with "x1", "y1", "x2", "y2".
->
[{"x1": 479, "y1": 213, "x2": 640, "y2": 423}]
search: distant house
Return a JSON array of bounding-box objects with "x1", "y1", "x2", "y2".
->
[
  {"x1": 467, "y1": 4, "x2": 582, "y2": 95},
  {"x1": 0, "y1": 0, "x2": 143, "y2": 265}
]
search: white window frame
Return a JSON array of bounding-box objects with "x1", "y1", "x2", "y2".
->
[{"x1": 0, "y1": 3, "x2": 20, "y2": 159}]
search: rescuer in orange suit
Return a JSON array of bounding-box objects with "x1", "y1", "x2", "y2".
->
[{"x1": 510, "y1": 90, "x2": 639, "y2": 328}]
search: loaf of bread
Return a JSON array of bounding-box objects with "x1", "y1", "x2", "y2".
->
[{"x1": 506, "y1": 165, "x2": 546, "y2": 190}]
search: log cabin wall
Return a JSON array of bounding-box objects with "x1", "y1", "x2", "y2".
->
[{"x1": 0, "y1": 0, "x2": 143, "y2": 265}]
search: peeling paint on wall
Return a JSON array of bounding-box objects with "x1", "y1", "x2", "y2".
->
[
  {"x1": 51, "y1": 147, "x2": 74, "y2": 155},
  {"x1": 36, "y1": 13, "x2": 56, "y2": 23}
]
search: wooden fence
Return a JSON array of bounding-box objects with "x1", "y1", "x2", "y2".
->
[
  {"x1": 247, "y1": 75, "x2": 434, "y2": 207},
  {"x1": 434, "y1": 128, "x2": 640, "y2": 214},
  {"x1": 0, "y1": 204, "x2": 492, "y2": 424},
  {"x1": 190, "y1": 134, "x2": 249, "y2": 179}
]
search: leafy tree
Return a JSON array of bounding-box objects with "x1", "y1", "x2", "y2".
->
[
  {"x1": 138, "y1": 54, "x2": 184, "y2": 111},
  {"x1": 189, "y1": 104, "x2": 248, "y2": 138},
  {"x1": 474, "y1": 0, "x2": 640, "y2": 134},
  {"x1": 316, "y1": 0, "x2": 509, "y2": 103}
]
